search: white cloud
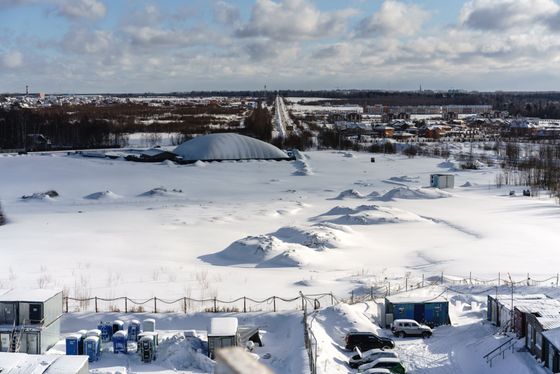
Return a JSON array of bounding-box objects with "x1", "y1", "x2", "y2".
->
[
  {"x1": 1, "y1": 50, "x2": 23, "y2": 68},
  {"x1": 62, "y1": 28, "x2": 113, "y2": 54},
  {"x1": 236, "y1": 0, "x2": 357, "y2": 41},
  {"x1": 54, "y1": 0, "x2": 106, "y2": 20},
  {"x1": 460, "y1": 0, "x2": 559, "y2": 31},
  {"x1": 356, "y1": 0, "x2": 430, "y2": 38},
  {"x1": 213, "y1": 0, "x2": 240, "y2": 26}
]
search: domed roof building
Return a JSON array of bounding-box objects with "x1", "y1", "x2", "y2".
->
[{"x1": 173, "y1": 133, "x2": 290, "y2": 162}]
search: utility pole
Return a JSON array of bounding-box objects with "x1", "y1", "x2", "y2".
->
[{"x1": 507, "y1": 273, "x2": 514, "y2": 331}]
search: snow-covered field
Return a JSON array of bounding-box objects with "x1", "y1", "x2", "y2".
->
[{"x1": 1, "y1": 150, "x2": 559, "y2": 303}]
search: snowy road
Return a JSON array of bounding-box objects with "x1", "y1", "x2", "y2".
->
[{"x1": 273, "y1": 95, "x2": 290, "y2": 139}]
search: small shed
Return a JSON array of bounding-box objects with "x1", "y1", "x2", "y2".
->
[
  {"x1": 542, "y1": 327, "x2": 560, "y2": 372},
  {"x1": 208, "y1": 317, "x2": 239, "y2": 359},
  {"x1": 384, "y1": 294, "x2": 449, "y2": 328},
  {"x1": 430, "y1": 173, "x2": 454, "y2": 189},
  {"x1": 525, "y1": 312, "x2": 560, "y2": 361}
]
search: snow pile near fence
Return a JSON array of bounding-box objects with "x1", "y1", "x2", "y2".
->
[
  {"x1": 139, "y1": 186, "x2": 183, "y2": 197},
  {"x1": 374, "y1": 186, "x2": 452, "y2": 201},
  {"x1": 160, "y1": 333, "x2": 215, "y2": 372},
  {"x1": 83, "y1": 190, "x2": 122, "y2": 200}
]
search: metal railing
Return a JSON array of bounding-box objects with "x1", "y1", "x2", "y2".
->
[{"x1": 483, "y1": 337, "x2": 516, "y2": 367}]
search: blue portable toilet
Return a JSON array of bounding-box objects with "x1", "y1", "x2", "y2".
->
[
  {"x1": 128, "y1": 320, "x2": 142, "y2": 341},
  {"x1": 84, "y1": 336, "x2": 100, "y2": 362},
  {"x1": 98, "y1": 322, "x2": 113, "y2": 342},
  {"x1": 86, "y1": 329, "x2": 102, "y2": 355},
  {"x1": 112, "y1": 320, "x2": 125, "y2": 335},
  {"x1": 65, "y1": 333, "x2": 82, "y2": 355},
  {"x1": 112, "y1": 330, "x2": 128, "y2": 354}
]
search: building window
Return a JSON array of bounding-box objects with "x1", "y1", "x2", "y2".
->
[{"x1": 536, "y1": 332, "x2": 542, "y2": 349}]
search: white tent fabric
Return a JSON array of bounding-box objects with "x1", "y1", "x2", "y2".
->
[{"x1": 173, "y1": 133, "x2": 289, "y2": 161}]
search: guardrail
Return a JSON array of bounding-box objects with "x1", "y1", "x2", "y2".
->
[{"x1": 483, "y1": 337, "x2": 515, "y2": 367}]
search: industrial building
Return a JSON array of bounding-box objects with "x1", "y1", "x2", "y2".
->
[
  {"x1": 0, "y1": 289, "x2": 63, "y2": 354},
  {"x1": 383, "y1": 293, "x2": 449, "y2": 328}
]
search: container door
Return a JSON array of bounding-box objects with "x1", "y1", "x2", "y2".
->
[
  {"x1": 415, "y1": 304, "x2": 425, "y2": 323},
  {"x1": 0, "y1": 333, "x2": 10, "y2": 352},
  {"x1": 29, "y1": 303, "x2": 42, "y2": 324},
  {"x1": 0, "y1": 303, "x2": 17, "y2": 325},
  {"x1": 27, "y1": 333, "x2": 38, "y2": 354}
]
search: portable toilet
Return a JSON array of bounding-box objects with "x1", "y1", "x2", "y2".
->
[
  {"x1": 138, "y1": 335, "x2": 157, "y2": 363},
  {"x1": 65, "y1": 333, "x2": 82, "y2": 355},
  {"x1": 86, "y1": 330, "x2": 102, "y2": 355},
  {"x1": 207, "y1": 317, "x2": 239, "y2": 359},
  {"x1": 112, "y1": 320, "x2": 125, "y2": 335},
  {"x1": 143, "y1": 319, "x2": 156, "y2": 332},
  {"x1": 84, "y1": 336, "x2": 100, "y2": 362},
  {"x1": 98, "y1": 322, "x2": 113, "y2": 342},
  {"x1": 112, "y1": 330, "x2": 128, "y2": 354},
  {"x1": 77, "y1": 330, "x2": 87, "y2": 354},
  {"x1": 137, "y1": 332, "x2": 159, "y2": 350},
  {"x1": 128, "y1": 320, "x2": 142, "y2": 341}
]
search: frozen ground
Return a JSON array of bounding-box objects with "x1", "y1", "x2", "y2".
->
[{"x1": 0, "y1": 150, "x2": 559, "y2": 305}]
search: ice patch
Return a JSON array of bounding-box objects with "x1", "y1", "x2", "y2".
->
[
  {"x1": 374, "y1": 187, "x2": 451, "y2": 201},
  {"x1": 83, "y1": 190, "x2": 122, "y2": 200}
]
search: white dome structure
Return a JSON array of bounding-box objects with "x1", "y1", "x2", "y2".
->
[{"x1": 173, "y1": 133, "x2": 290, "y2": 162}]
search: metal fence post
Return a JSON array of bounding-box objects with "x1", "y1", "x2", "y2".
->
[
  {"x1": 154, "y1": 297, "x2": 157, "y2": 313},
  {"x1": 243, "y1": 297, "x2": 247, "y2": 313},
  {"x1": 213, "y1": 297, "x2": 217, "y2": 313},
  {"x1": 65, "y1": 297, "x2": 69, "y2": 313},
  {"x1": 183, "y1": 297, "x2": 187, "y2": 313},
  {"x1": 273, "y1": 296, "x2": 276, "y2": 312},
  {"x1": 124, "y1": 297, "x2": 128, "y2": 313},
  {"x1": 94, "y1": 297, "x2": 98, "y2": 313}
]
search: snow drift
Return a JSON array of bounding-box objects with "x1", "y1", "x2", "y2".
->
[
  {"x1": 83, "y1": 190, "x2": 122, "y2": 200},
  {"x1": 327, "y1": 206, "x2": 426, "y2": 225},
  {"x1": 139, "y1": 186, "x2": 183, "y2": 197},
  {"x1": 374, "y1": 186, "x2": 451, "y2": 201}
]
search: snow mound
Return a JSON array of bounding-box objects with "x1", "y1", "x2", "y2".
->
[
  {"x1": 139, "y1": 186, "x2": 183, "y2": 197},
  {"x1": 328, "y1": 206, "x2": 425, "y2": 225},
  {"x1": 193, "y1": 160, "x2": 206, "y2": 167},
  {"x1": 374, "y1": 187, "x2": 451, "y2": 201},
  {"x1": 258, "y1": 247, "x2": 311, "y2": 268},
  {"x1": 461, "y1": 181, "x2": 474, "y2": 188},
  {"x1": 438, "y1": 160, "x2": 460, "y2": 171},
  {"x1": 83, "y1": 190, "x2": 122, "y2": 200},
  {"x1": 21, "y1": 190, "x2": 59, "y2": 201},
  {"x1": 389, "y1": 175, "x2": 419, "y2": 183},
  {"x1": 331, "y1": 189, "x2": 366, "y2": 200},
  {"x1": 293, "y1": 159, "x2": 313, "y2": 176},
  {"x1": 159, "y1": 332, "x2": 214, "y2": 372},
  {"x1": 273, "y1": 224, "x2": 345, "y2": 249},
  {"x1": 160, "y1": 159, "x2": 176, "y2": 167},
  {"x1": 321, "y1": 205, "x2": 379, "y2": 216}
]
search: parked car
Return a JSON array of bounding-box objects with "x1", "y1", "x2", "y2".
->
[
  {"x1": 348, "y1": 348, "x2": 398, "y2": 369},
  {"x1": 357, "y1": 351, "x2": 399, "y2": 371},
  {"x1": 361, "y1": 357, "x2": 406, "y2": 374},
  {"x1": 360, "y1": 369, "x2": 391, "y2": 374},
  {"x1": 345, "y1": 332, "x2": 395, "y2": 351},
  {"x1": 391, "y1": 319, "x2": 432, "y2": 338}
]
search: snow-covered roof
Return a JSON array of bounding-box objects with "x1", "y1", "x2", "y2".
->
[
  {"x1": 386, "y1": 288, "x2": 447, "y2": 304},
  {"x1": 0, "y1": 352, "x2": 88, "y2": 373},
  {"x1": 173, "y1": 133, "x2": 289, "y2": 161},
  {"x1": 209, "y1": 317, "x2": 238, "y2": 336},
  {"x1": 0, "y1": 289, "x2": 62, "y2": 303},
  {"x1": 491, "y1": 294, "x2": 560, "y2": 313},
  {"x1": 543, "y1": 327, "x2": 560, "y2": 350}
]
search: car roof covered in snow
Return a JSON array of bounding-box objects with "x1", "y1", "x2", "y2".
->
[
  {"x1": 0, "y1": 289, "x2": 62, "y2": 303},
  {"x1": 209, "y1": 317, "x2": 238, "y2": 336},
  {"x1": 173, "y1": 133, "x2": 290, "y2": 161},
  {"x1": 0, "y1": 352, "x2": 88, "y2": 373}
]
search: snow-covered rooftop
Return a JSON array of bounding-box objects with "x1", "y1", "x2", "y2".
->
[
  {"x1": 543, "y1": 327, "x2": 560, "y2": 350},
  {"x1": 209, "y1": 317, "x2": 238, "y2": 336},
  {"x1": 0, "y1": 352, "x2": 88, "y2": 373},
  {"x1": 173, "y1": 133, "x2": 289, "y2": 161},
  {"x1": 0, "y1": 289, "x2": 62, "y2": 303}
]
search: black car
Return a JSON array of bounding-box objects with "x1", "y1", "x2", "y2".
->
[{"x1": 344, "y1": 332, "x2": 395, "y2": 351}]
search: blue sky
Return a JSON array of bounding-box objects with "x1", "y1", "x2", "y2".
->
[{"x1": 0, "y1": 0, "x2": 559, "y2": 93}]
